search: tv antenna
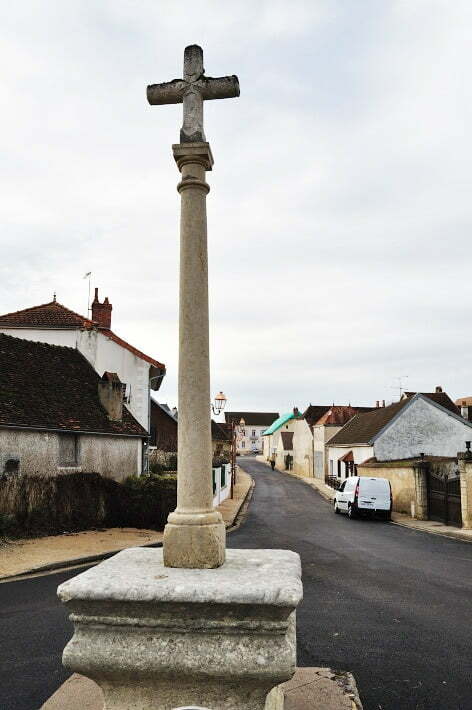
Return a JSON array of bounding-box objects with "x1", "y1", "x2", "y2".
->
[{"x1": 391, "y1": 375, "x2": 408, "y2": 400}]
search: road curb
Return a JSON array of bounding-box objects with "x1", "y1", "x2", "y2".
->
[
  {"x1": 1, "y1": 471, "x2": 255, "y2": 582},
  {"x1": 391, "y1": 519, "x2": 472, "y2": 543},
  {"x1": 0, "y1": 540, "x2": 164, "y2": 581}
]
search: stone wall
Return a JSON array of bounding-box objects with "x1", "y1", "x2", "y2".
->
[
  {"x1": 0, "y1": 428, "x2": 142, "y2": 480},
  {"x1": 458, "y1": 452, "x2": 472, "y2": 528}
]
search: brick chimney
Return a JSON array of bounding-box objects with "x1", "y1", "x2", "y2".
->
[
  {"x1": 98, "y1": 372, "x2": 123, "y2": 421},
  {"x1": 92, "y1": 288, "x2": 112, "y2": 329},
  {"x1": 435, "y1": 385, "x2": 443, "y2": 393},
  {"x1": 293, "y1": 407, "x2": 299, "y2": 416}
]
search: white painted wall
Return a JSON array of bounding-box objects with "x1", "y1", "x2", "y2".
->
[
  {"x1": 375, "y1": 397, "x2": 472, "y2": 461},
  {"x1": 0, "y1": 326, "x2": 152, "y2": 429},
  {"x1": 0, "y1": 427, "x2": 143, "y2": 480},
  {"x1": 292, "y1": 419, "x2": 313, "y2": 477},
  {"x1": 237, "y1": 425, "x2": 267, "y2": 453},
  {"x1": 212, "y1": 464, "x2": 232, "y2": 506},
  {"x1": 327, "y1": 445, "x2": 374, "y2": 479}
]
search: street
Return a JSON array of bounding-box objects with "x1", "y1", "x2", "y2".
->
[{"x1": 1, "y1": 457, "x2": 472, "y2": 709}]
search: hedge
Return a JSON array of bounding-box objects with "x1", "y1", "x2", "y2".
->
[{"x1": 0, "y1": 472, "x2": 177, "y2": 539}]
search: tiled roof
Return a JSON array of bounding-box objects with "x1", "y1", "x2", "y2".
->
[
  {"x1": 304, "y1": 404, "x2": 373, "y2": 427},
  {"x1": 0, "y1": 333, "x2": 147, "y2": 437},
  {"x1": 225, "y1": 411, "x2": 279, "y2": 426},
  {"x1": 212, "y1": 420, "x2": 231, "y2": 441},
  {"x1": 314, "y1": 405, "x2": 368, "y2": 427},
  {"x1": 328, "y1": 393, "x2": 466, "y2": 447},
  {"x1": 0, "y1": 300, "x2": 165, "y2": 371},
  {"x1": 0, "y1": 300, "x2": 95, "y2": 328},
  {"x1": 327, "y1": 400, "x2": 410, "y2": 446},
  {"x1": 303, "y1": 405, "x2": 332, "y2": 427},
  {"x1": 404, "y1": 391, "x2": 459, "y2": 415}
]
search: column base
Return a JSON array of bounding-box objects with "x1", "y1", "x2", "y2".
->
[
  {"x1": 163, "y1": 518, "x2": 226, "y2": 568},
  {"x1": 58, "y1": 548, "x2": 302, "y2": 710}
]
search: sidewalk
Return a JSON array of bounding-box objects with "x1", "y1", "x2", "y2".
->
[
  {"x1": 391, "y1": 513, "x2": 472, "y2": 543},
  {"x1": 0, "y1": 469, "x2": 253, "y2": 580}
]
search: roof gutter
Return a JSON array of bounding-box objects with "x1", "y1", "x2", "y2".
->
[{"x1": 0, "y1": 423, "x2": 147, "y2": 439}]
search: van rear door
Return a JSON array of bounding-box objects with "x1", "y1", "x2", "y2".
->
[{"x1": 358, "y1": 477, "x2": 390, "y2": 511}]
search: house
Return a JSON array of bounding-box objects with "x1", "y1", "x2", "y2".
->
[
  {"x1": 262, "y1": 409, "x2": 302, "y2": 468},
  {"x1": 0, "y1": 333, "x2": 147, "y2": 479},
  {"x1": 149, "y1": 400, "x2": 231, "y2": 458},
  {"x1": 149, "y1": 400, "x2": 178, "y2": 451},
  {"x1": 455, "y1": 396, "x2": 472, "y2": 422},
  {"x1": 0, "y1": 289, "x2": 165, "y2": 430},
  {"x1": 327, "y1": 390, "x2": 467, "y2": 480},
  {"x1": 225, "y1": 411, "x2": 279, "y2": 454}
]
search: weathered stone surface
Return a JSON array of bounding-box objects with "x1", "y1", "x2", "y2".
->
[
  {"x1": 147, "y1": 45, "x2": 239, "y2": 143},
  {"x1": 58, "y1": 548, "x2": 302, "y2": 710}
]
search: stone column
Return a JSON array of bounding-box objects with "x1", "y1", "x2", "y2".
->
[
  {"x1": 413, "y1": 462, "x2": 428, "y2": 520},
  {"x1": 458, "y1": 451, "x2": 472, "y2": 528},
  {"x1": 163, "y1": 142, "x2": 225, "y2": 569}
]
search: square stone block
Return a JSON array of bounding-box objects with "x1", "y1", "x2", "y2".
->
[{"x1": 58, "y1": 548, "x2": 302, "y2": 710}]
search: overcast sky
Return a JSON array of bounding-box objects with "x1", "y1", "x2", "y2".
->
[{"x1": 1, "y1": 1, "x2": 471, "y2": 416}]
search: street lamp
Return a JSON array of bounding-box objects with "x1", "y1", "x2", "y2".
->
[{"x1": 212, "y1": 391, "x2": 227, "y2": 416}]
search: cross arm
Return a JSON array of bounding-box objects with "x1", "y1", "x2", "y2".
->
[
  {"x1": 199, "y1": 75, "x2": 240, "y2": 101},
  {"x1": 147, "y1": 80, "x2": 187, "y2": 106}
]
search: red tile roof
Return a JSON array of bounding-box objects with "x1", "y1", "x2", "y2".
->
[
  {"x1": 0, "y1": 300, "x2": 95, "y2": 328},
  {"x1": 0, "y1": 300, "x2": 165, "y2": 371}
]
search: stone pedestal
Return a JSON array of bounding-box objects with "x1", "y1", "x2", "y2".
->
[{"x1": 58, "y1": 547, "x2": 302, "y2": 710}]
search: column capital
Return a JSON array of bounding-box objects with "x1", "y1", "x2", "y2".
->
[{"x1": 172, "y1": 141, "x2": 214, "y2": 171}]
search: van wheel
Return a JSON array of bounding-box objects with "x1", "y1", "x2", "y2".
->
[
  {"x1": 348, "y1": 504, "x2": 357, "y2": 520},
  {"x1": 384, "y1": 511, "x2": 392, "y2": 522},
  {"x1": 334, "y1": 503, "x2": 340, "y2": 514}
]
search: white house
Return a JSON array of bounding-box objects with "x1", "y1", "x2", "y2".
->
[
  {"x1": 225, "y1": 412, "x2": 279, "y2": 454},
  {"x1": 0, "y1": 334, "x2": 147, "y2": 479},
  {"x1": 327, "y1": 392, "x2": 472, "y2": 479},
  {"x1": 262, "y1": 409, "x2": 302, "y2": 467},
  {"x1": 0, "y1": 289, "x2": 165, "y2": 430}
]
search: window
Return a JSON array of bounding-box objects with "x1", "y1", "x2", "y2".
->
[
  {"x1": 59, "y1": 434, "x2": 79, "y2": 466},
  {"x1": 329, "y1": 460, "x2": 333, "y2": 475},
  {"x1": 3, "y1": 458, "x2": 19, "y2": 475},
  {"x1": 241, "y1": 441, "x2": 245, "y2": 448},
  {"x1": 252, "y1": 429, "x2": 256, "y2": 437}
]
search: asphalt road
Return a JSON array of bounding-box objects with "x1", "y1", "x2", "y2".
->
[{"x1": 1, "y1": 457, "x2": 471, "y2": 710}]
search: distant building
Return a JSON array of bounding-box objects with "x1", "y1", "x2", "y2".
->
[
  {"x1": 262, "y1": 409, "x2": 302, "y2": 467},
  {"x1": 0, "y1": 289, "x2": 165, "y2": 430},
  {"x1": 455, "y1": 396, "x2": 472, "y2": 422},
  {"x1": 225, "y1": 411, "x2": 279, "y2": 454},
  {"x1": 0, "y1": 334, "x2": 147, "y2": 479}
]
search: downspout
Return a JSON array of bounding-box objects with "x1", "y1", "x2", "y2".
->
[{"x1": 146, "y1": 372, "x2": 164, "y2": 475}]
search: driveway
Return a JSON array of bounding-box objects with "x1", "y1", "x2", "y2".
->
[{"x1": 1, "y1": 457, "x2": 471, "y2": 710}]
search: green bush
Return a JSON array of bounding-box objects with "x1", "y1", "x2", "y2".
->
[{"x1": 212, "y1": 455, "x2": 230, "y2": 468}]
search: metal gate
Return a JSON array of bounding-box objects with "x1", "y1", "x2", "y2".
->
[{"x1": 427, "y1": 470, "x2": 462, "y2": 527}]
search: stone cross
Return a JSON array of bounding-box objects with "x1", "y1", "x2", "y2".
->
[
  {"x1": 147, "y1": 45, "x2": 239, "y2": 142},
  {"x1": 147, "y1": 46, "x2": 239, "y2": 569}
]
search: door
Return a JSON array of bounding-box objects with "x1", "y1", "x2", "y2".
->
[{"x1": 427, "y1": 470, "x2": 462, "y2": 527}]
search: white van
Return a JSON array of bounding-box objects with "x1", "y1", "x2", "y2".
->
[{"x1": 334, "y1": 476, "x2": 392, "y2": 520}]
